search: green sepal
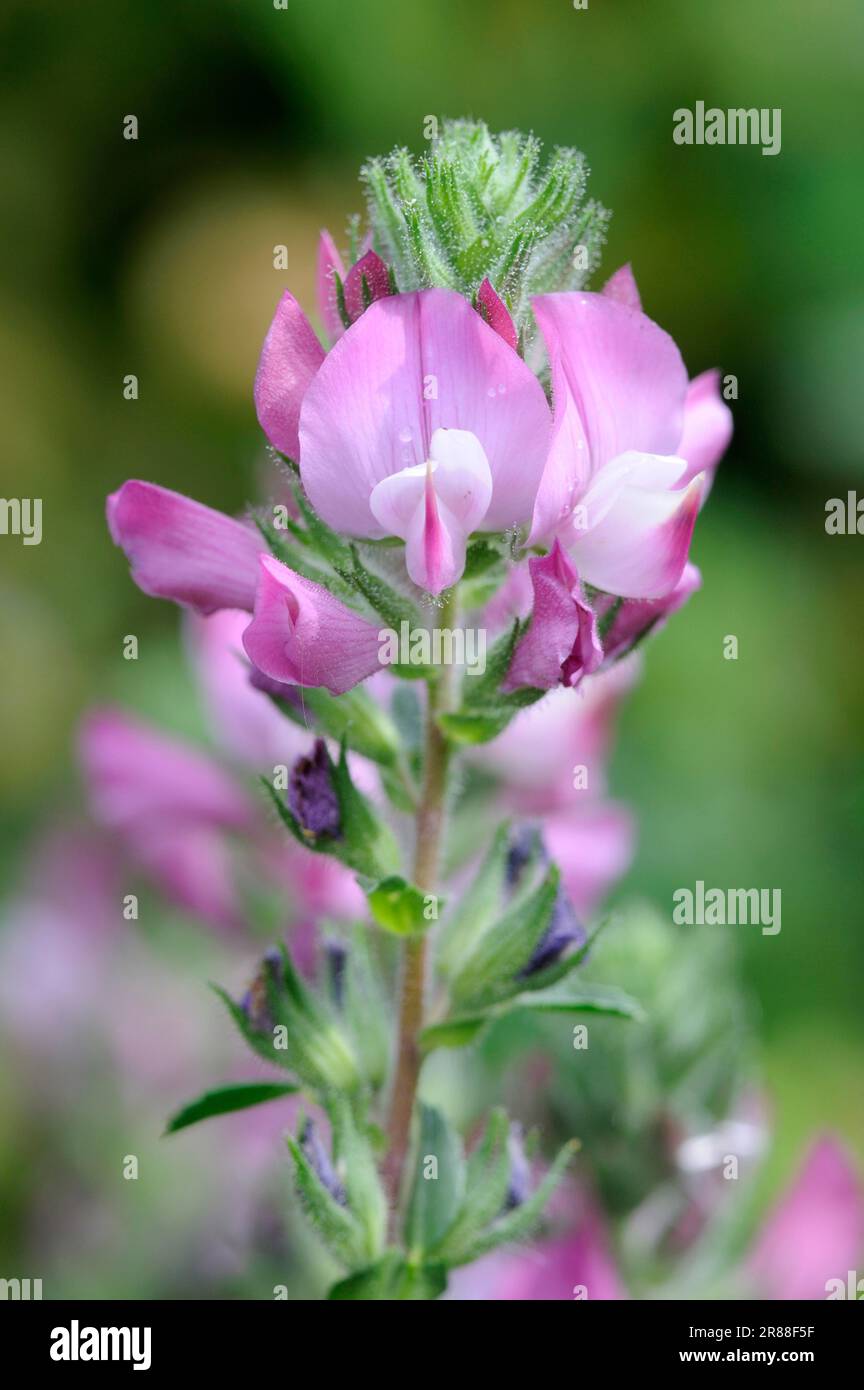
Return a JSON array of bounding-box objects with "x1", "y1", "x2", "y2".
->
[
  {"x1": 449, "y1": 864, "x2": 561, "y2": 1010},
  {"x1": 419, "y1": 981, "x2": 643, "y2": 1054},
  {"x1": 210, "y1": 983, "x2": 296, "y2": 1073},
  {"x1": 327, "y1": 1096, "x2": 388, "y2": 1262},
  {"x1": 436, "y1": 619, "x2": 544, "y2": 744},
  {"x1": 447, "y1": 1139, "x2": 579, "y2": 1267},
  {"x1": 286, "y1": 1134, "x2": 367, "y2": 1269},
  {"x1": 426, "y1": 1108, "x2": 511, "y2": 1263},
  {"x1": 404, "y1": 1104, "x2": 466, "y2": 1257},
  {"x1": 435, "y1": 820, "x2": 510, "y2": 979},
  {"x1": 164, "y1": 1081, "x2": 299, "y2": 1136}
]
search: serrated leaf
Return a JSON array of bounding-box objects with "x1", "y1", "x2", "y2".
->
[
  {"x1": 405, "y1": 1105, "x2": 466, "y2": 1256},
  {"x1": 450, "y1": 865, "x2": 560, "y2": 1010},
  {"x1": 165, "y1": 1081, "x2": 298, "y2": 1135}
]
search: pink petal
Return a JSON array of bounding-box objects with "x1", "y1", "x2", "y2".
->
[
  {"x1": 107, "y1": 481, "x2": 265, "y2": 614},
  {"x1": 598, "y1": 563, "x2": 701, "y2": 662},
  {"x1": 299, "y1": 288, "x2": 550, "y2": 537},
  {"x1": 316, "y1": 229, "x2": 346, "y2": 344},
  {"x1": 748, "y1": 1137, "x2": 864, "y2": 1300},
  {"x1": 254, "y1": 289, "x2": 326, "y2": 460},
  {"x1": 678, "y1": 368, "x2": 733, "y2": 489},
  {"x1": 135, "y1": 824, "x2": 244, "y2": 932},
  {"x1": 343, "y1": 249, "x2": 393, "y2": 323},
  {"x1": 570, "y1": 458, "x2": 703, "y2": 599},
  {"x1": 601, "y1": 262, "x2": 642, "y2": 311},
  {"x1": 186, "y1": 610, "x2": 313, "y2": 770},
  {"x1": 450, "y1": 1204, "x2": 626, "y2": 1301},
  {"x1": 476, "y1": 277, "x2": 518, "y2": 351},
  {"x1": 503, "y1": 542, "x2": 602, "y2": 692},
  {"x1": 545, "y1": 805, "x2": 636, "y2": 919},
  {"x1": 79, "y1": 708, "x2": 256, "y2": 834},
  {"x1": 529, "y1": 291, "x2": 688, "y2": 544},
  {"x1": 243, "y1": 554, "x2": 383, "y2": 695},
  {"x1": 370, "y1": 428, "x2": 493, "y2": 593}
]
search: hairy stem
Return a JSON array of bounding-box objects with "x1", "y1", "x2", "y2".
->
[{"x1": 383, "y1": 597, "x2": 455, "y2": 1223}]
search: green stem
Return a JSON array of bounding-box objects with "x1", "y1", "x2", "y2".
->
[{"x1": 383, "y1": 593, "x2": 456, "y2": 1223}]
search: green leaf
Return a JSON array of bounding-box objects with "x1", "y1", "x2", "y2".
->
[
  {"x1": 510, "y1": 982, "x2": 645, "y2": 1022},
  {"x1": 286, "y1": 1135, "x2": 366, "y2": 1269},
  {"x1": 450, "y1": 864, "x2": 561, "y2": 1010},
  {"x1": 405, "y1": 1105, "x2": 466, "y2": 1256},
  {"x1": 165, "y1": 1081, "x2": 299, "y2": 1135},
  {"x1": 344, "y1": 926, "x2": 391, "y2": 1089},
  {"x1": 366, "y1": 875, "x2": 435, "y2": 936},
  {"x1": 418, "y1": 1015, "x2": 491, "y2": 1051},
  {"x1": 327, "y1": 1252, "x2": 447, "y2": 1301}
]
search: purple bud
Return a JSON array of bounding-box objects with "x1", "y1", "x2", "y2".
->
[
  {"x1": 504, "y1": 1123, "x2": 532, "y2": 1211},
  {"x1": 248, "y1": 666, "x2": 305, "y2": 708},
  {"x1": 521, "y1": 888, "x2": 586, "y2": 977},
  {"x1": 324, "y1": 939, "x2": 348, "y2": 1009},
  {"x1": 288, "y1": 739, "x2": 341, "y2": 838},
  {"x1": 299, "y1": 1118, "x2": 347, "y2": 1205},
  {"x1": 240, "y1": 947, "x2": 282, "y2": 1033},
  {"x1": 505, "y1": 822, "x2": 546, "y2": 890}
]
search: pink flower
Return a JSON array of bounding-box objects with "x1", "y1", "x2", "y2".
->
[
  {"x1": 747, "y1": 1137, "x2": 864, "y2": 1300},
  {"x1": 107, "y1": 481, "x2": 265, "y2": 615},
  {"x1": 298, "y1": 288, "x2": 551, "y2": 593},
  {"x1": 529, "y1": 266, "x2": 732, "y2": 598},
  {"x1": 476, "y1": 277, "x2": 518, "y2": 351},
  {"x1": 79, "y1": 709, "x2": 257, "y2": 929},
  {"x1": 503, "y1": 541, "x2": 602, "y2": 692},
  {"x1": 242, "y1": 554, "x2": 385, "y2": 695}
]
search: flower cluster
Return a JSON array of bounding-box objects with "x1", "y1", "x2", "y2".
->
[{"x1": 99, "y1": 120, "x2": 735, "y2": 1299}]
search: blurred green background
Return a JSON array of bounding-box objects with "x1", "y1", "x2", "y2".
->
[{"x1": 1, "y1": 0, "x2": 862, "y2": 1294}]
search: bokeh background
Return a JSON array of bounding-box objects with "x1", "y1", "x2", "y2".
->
[{"x1": 1, "y1": 0, "x2": 862, "y2": 1297}]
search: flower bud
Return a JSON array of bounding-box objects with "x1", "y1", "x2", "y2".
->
[
  {"x1": 299, "y1": 1118, "x2": 347, "y2": 1206},
  {"x1": 289, "y1": 739, "x2": 341, "y2": 839}
]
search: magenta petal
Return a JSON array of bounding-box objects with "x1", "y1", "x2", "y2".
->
[
  {"x1": 476, "y1": 278, "x2": 519, "y2": 351},
  {"x1": 107, "y1": 480, "x2": 265, "y2": 614},
  {"x1": 243, "y1": 555, "x2": 383, "y2": 695},
  {"x1": 343, "y1": 249, "x2": 393, "y2": 323},
  {"x1": 299, "y1": 288, "x2": 550, "y2": 538},
  {"x1": 598, "y1": 563, "x2": 702, "y2": 662},
  {"x1": 678, "y1": 368, "x2": 733, "y2": 488},
  {"x1": 503, "y1": 542, "x2": 602, "y2": 692},
  {"x1": 601, "y1": 263, "x2": 642, "y2": 311},
  {"x1": 747, "y1": 1138, "x2": 864, "y2": 1300},
  {"x1": 254, "y1": 289, "x2": 326, "y2": 459},
  {"x1": 316, "y1": 229, "x2": 346, "y2": 344}
]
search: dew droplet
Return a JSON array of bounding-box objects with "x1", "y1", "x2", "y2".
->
[{"x1": 398, "y1": 427, "x2": 413, "y2": 443}]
